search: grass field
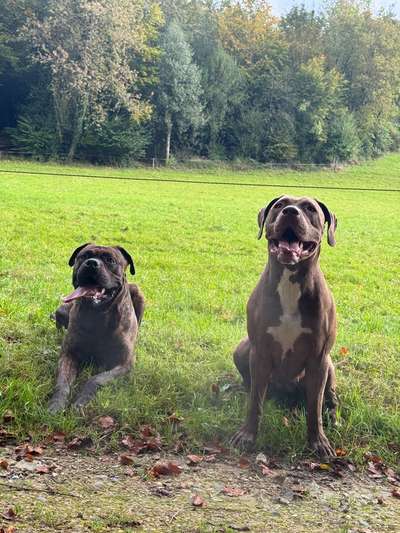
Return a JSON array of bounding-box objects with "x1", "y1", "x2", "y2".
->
[{"x1": 0, "y1": 155, "x2": 399, "y2": 464}]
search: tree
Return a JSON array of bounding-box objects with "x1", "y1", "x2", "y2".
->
[
  {"x1": 24, "y1": 0, "x2": 159, "y2": 160},
  {"x1": 156, "y1": 20, "x2": 203, "y2": 163}
]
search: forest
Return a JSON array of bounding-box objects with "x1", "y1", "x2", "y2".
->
[{"x1": 0, "y1": 0, "x2": 399, "y2": 165}]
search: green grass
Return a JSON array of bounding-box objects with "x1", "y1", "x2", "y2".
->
[{"x1": 0, "y1": 155, "x2": 399, "y2": 463}]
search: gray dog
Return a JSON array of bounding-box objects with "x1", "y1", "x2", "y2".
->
[
  {"x1": 231, "y1": 196, "x2": 338, "y2": 457},
  {"x1": 49, "y1": 243, "x2": 144, "y2": 412}
]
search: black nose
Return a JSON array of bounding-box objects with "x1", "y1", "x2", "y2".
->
[
  {"x1": 282, "y1": 205, "x2": 300, "y2": 216},
  {"x1": 85, "y1": 258, "x2": 100, "y2": 269}
]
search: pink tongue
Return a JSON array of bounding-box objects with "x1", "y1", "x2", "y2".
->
[
  {"x1": 62, "y1": 286, "x2": 99, "y2": 303},
  {"x1": 278, "y1": 240, "x2": 302, "y2": 254}
]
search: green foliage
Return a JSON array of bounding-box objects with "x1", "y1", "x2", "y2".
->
[
  {"x1": 78, "y1": 117, "x2": 150, "y2": 165},
  {"x1": 0, "y1": 0, "x2": 400, "y2": 163}
]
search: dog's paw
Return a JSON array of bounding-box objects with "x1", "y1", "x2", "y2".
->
[
  {"x1": 48, "y1": 398, "x2": 65, "y2": 414},
  {"x1": 230, "y1": 426, "x2": 256, "y2": 450},
  {"x1": 309, "y1": 434, "x2": 336, "y2": 459}
]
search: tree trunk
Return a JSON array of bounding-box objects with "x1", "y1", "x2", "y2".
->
[
  {"x1": 165, "y1": 112, "x2": 172, "y2": 164},
  {"x1": 67, "y1": 98, "x2": 88, "y2": 161}
]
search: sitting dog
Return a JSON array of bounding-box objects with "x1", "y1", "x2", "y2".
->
[
  {"x1": 231, "y1": 196, "x2": 338, "y2": 457},
  {"x1": 49, "y1": 243, "x2": 144, "y2": 412}
]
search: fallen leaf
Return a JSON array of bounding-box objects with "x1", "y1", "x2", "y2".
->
[
  {"x1": 1, "y1": 508, "x2": 16, "y2": 521},
  {"x1": 255, "y1": 453, "x2": 268, "y2": 465},
  {"x1": 339, "y1": 346, "x2": 349, "y2": 356},
  {"x1": 260, "y1": 464, "x2": 275, "y2": 476},
  {"x1": 96, "y1": 416, "x2": 115, "y2": 430},
  {"x1": 365, "y1": 452, "x2": 383, "y2": 465},
  {"x1": 377, "y1": 496, "x2": 385, "y2": 505},
  {"x1": 151, "y1": 461, "x2": 182, "y2": 477},
  {"x1": 211, "y1": 383, "x2": 220, "y2": 396},
  {"x1": 391, "y1": 488, "x2": 400, "y2": 499},
  {"x1": 222, "y1": 486, "x2": 245, "y2": 497},
  {"x1": 335, "y1": 448, "x2": 347, "y2": 457},
  {"x1": 0, "y1": 527, "x2": 16, "y2": 533},
  {"x1": 121, "y1": 435, "x2": 136, "y2": 449},
  {"x1": 191, "y1": 494, "x2": 205, "y2": 507},
  {"x1": 67, "y1": 436, "x2": 92, "y2": 450},
  {"x1": 52, "y1": 431, "x2": 66, "y2": 444},
  {"x1": 187, "y1": 454, "x2": 203, "y2": 465},
  {"x1": 0, "y1": 459, "x2": 9, "y2": 470},
  {"x1": 120, "y1": 453, "x2": 135, "y2": 466},
  {"x1": 238, "y1": 456, "x2": 250, "y2": 469},
  {"x1": 36, "y1": 464, "x2": 50, "y2": 474}
]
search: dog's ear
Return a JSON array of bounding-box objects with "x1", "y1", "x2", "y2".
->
[
  {"x1": 257, "y1": 196, "x2": 283, "y2": 240},
  {"x1": 115, "y1": 246, "x2": 135, "y2": 275},
  {"x1": 68, "y1": 243, "x2": 92, "y2": 267},
  {"x1": 316, "y1": 201, "x2": 337, "y2": 246}
]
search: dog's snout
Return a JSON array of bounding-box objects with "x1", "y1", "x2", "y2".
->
[
  {"x1": 85, "y1": 258, "x2": 100, "y2": 269},
  {"x1": 282, "y1": 205, "x2": 300, "y2": 217}
]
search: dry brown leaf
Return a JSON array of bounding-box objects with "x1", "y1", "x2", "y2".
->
[
  {"x1": 222, "y1": 486, "x2": 245, "y2": 497},
  {"x1": 119, "y1": 453, "x2": 135, "y2": 466},
  {"x1": 191, "y1": 494, "x2": 205, "y2": 507},
  {"x1": 151, "y1": 461, "x2": 182, "y2": 477},
  {"x1": 187, "y1": 454, "x2": 203, "y2": 465},
  {"x1": 36, "y1": 464, "x2": 50, "y2": 474},
  {"x1": 0, "y1": 459, "x2": 9, "y2": 470},
  {"x1": 391, "y1": 488, "x2": 400, "y2": 499},
  {"x1": 96, "y1": 415, "x2": 115, "y2": 430},
  {"x1": 2, "y1": 508, "x2": 16, "y2": 521}
]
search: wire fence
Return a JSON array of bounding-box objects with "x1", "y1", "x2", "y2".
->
[
  {"x1": 0, "y1": 149, "x2": 344, "y2": 172},
  {"x1": 1, "y1": 167, "x2": 399, "y2": 193}
]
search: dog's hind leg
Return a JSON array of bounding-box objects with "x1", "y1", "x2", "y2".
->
[
  {"x1": 129, "y1": 284, "x2": 145, "y2": 326},
  {"x1": 48, "y1": 354, "x2": 78, "y2": 413},
  {"x1": 72, "y1": 362, "x2": 132, "y2": 409},
  {"x1": 233, "y1": 337, "x2": 251, "y2": 391},
  {"x1": 324, "y1": 357, "x2": 338, "y2": 425}
]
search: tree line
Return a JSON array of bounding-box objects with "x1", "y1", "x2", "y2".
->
[{"x1": 0, "y1": 0, "x2": 399, "y2": 165}]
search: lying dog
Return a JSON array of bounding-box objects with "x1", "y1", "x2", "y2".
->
[
  {"x1": 49, "y1": 243, "x2": 144, "y2": 412},
  {"x1": 231, "y1": 196, "x2": 338, "y2": 457}
]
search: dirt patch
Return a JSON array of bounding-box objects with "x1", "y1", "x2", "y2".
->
[{"x1": 0, "y1": 446, "x2": 399, "y2": 532}]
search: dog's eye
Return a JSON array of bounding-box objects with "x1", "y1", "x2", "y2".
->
[
  {"x1": 274, "y1": 202, "x2": 283, "y2": 209},
  {"x1": 306, "y1": 205, "x2": 317, "y2": 213},
  {"x1": 105, "y1": 256, "x2": 116, "y2": 264}
]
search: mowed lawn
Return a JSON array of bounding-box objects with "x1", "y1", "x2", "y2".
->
[{"x1": 0, "y1": 156, "x2": 399, "y2": 463}]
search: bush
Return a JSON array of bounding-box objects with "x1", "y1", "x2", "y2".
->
[{"x1": 78, "y1": 116, "x2": 150, "y2": 165}]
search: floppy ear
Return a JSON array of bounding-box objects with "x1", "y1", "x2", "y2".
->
[
  {"x1": 68, "y1": 243, "x2": 92, "y2": 267},
  {"x1": 257, "y1": 196, "x2": 283, "y2": 240},
  {"x1": 115, "y1": 246, "x2": 135, "y2": 275},
  {"x1": 317, "y1": 201, "x2": 337, "y2": 246}
]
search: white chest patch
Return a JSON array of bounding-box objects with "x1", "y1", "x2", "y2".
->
[{"x1": 267, "y1": 269, "x2": 312, "y2": 356}]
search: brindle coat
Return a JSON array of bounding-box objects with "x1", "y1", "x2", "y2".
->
[
  {"x1": 48, "y1": 244, "x2": 144, "y2": 412},
  {"x1": 231, "y1": 196, "x2": 338, "y2": 457}
]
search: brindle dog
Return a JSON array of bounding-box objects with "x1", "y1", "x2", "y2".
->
[{"x1": 48, "y1": 243, "x2": 144, "y2": 412}]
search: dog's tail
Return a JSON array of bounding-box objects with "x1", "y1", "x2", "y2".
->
[{"x1": 129, "y1": 284, "x2": 145, "y2": 326}]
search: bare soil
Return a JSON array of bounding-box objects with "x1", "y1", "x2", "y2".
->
[{"x1": 1, "y1": 446, "x2": 399, "y2": 532}]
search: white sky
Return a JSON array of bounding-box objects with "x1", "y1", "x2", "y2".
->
[{"x1": 268, "y1": 0, "x2": 400, "y2": 18}]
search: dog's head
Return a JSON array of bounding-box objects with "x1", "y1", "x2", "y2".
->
[
  {"x1": 257, "y1": 195, "x2": 337, "y2": 265},
  {"x1": 62, "y1": 243, "x2": 135, "y2": 305}
]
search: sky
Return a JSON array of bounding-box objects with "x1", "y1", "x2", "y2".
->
[{"x1": 268, "y1": 0, "x2": 400, "y2": 18}]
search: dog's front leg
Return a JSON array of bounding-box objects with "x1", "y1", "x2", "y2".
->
[
  {"x1": 231, "y1": 345, "x2": 271, "y2": 449},
  {"x1": 305, "y1": 357, "x2": 336, "y2": 458},
  {"x1": 48, "y1": 354, "x2": 78, "y2": 413},
  {"x1": 72, "y1": 362, "x2": 132, "y2": 409}
]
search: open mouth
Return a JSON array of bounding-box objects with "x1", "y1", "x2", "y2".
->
[
  {"x1": 62, "y1": 286, "x2": 116, "y2": 305},
  {"x1": 269, "y1": 228, "x2": 317, "y2": 264}
]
